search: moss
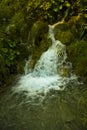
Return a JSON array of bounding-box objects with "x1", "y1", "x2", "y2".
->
[
  {"x1": 28, "y1": 21, "x2": 51, "y2": 69},
  {"x1": 30, "y1": 38, "x2": 51, "y2": 69},
  {"x1": 53, "y1": 15, "x2": 87, "y2": 80},
  {"x1": 16, "y1": 61, "x2": 25, "y2": 74},
  {"x1": 55, "y1": 30, "x2": 74, "y2": 45},
  {"x1": 67, "y1": 40, "x2": 87, "y2": 78},
  {"x1": 29, "y1": 20, "x2": 48, "y2": 46},
  {"x1": 55, "y1": 14, "x2": 84, "y2": 45}
]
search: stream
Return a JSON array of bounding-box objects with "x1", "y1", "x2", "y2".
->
[{"x1": 0, "y1": 22, "x2": 86, "y2": 130}]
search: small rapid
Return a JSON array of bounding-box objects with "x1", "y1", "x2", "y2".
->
[
  {"x1": 0, "y1": 21, "x2": 85, "y2": 130},
  {"x1": 13, "y1": 24, "x2": 79, "y2": 98}
]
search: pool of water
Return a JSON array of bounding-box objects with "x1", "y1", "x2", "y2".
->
[{"x1": 0, "y1": 84, "x2": 87, "y2": 130}]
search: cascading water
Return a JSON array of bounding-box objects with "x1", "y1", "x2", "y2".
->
[
  {"x1": 0, "y1": 22, "x2": 85, "y2": 130},
  {"x1": 24, "y1": 56, "x2": 33, "y2": 75},
  {"x1": 13, "y1": 24, "x2": 79, "y2": 98}
]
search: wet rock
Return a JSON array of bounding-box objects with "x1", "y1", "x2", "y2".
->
[
  {"x1": 59, "y1": 65, "x2": 71, "y2": 77},
  {"x1": 55, "y1": 30, "x2": 74, "y2": 45},
  {"x1": 54, "y1": 14, "x2": 87, "y2": 80},
  {"x1": 28, "y1": 20, "x2": 48, "y2": 46},
  {"x1": 28, "y1": 21, "x2": 51, "y2": 68},
  {"x1": 67, "y1": 40, "x2": 87, "y2": 78}
]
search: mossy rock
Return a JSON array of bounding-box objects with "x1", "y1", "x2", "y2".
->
[
  {"x1": 53, "y1": 15, "x2": 87, "y2": 80},
  {"x1": 29, "y1": 20, "x2": 48, "y2": 46},
  {"x1": 28, "y1": 21, "x2": 51, "y2": 69},
  {"x1": 67, "y1": 40, "x2": 87, "y2": 79},
  {"x1": 55, "y1": 14, "x2": 86, "y2": 45},
  {"x1": 55, "y1": 30, "x2": 74, "y2": 45},
  {"x1": 16, "y1": 61, "x2": 25, "y2": 74}
]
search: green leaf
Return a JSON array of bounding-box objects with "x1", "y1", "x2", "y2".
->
[
  {"x1": 53, "y1": 8, "x2": 59, "y2": 12},
  {"x1": 61, "y1": 0, "x2": 64, "y2": 2},
  {"x1": 16, "y1": 51, "x2": 20, "y2": 55},
  {"x1": 84, "y1": 14, "x2": 87, "y2": 18},
  {"x1": 8, "y1": 42, "x2": 16, "y2": 48},
  {"x1": 2, "y1": 48, "x2": 8, "y2": 53},
  {"x1": 59, "y1": 5, "x2": 63, "y2": 10},
  {"x1": 65, "y1": 2, "x2": 71, "y2": 7}
]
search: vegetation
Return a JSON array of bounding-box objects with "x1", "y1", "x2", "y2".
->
[
  {"x1": 0, "y1": 0, "x2": 87, "y2": 129},
  {"x1": 0, "y1": 0, "x2": 87, "y2": 78},
  {"x1": 0, "y1": 0, "x2": 87, "y2": 84}
]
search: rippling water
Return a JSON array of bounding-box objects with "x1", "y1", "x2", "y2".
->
[
  {"x1": 0, "y1": 84, "x2": 87, "y2": 130},
  {"x1": 0, "y1": 22, "x2": 86, "y2": 130}
]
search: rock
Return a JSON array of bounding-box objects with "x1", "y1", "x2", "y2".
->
[
  {"x1": 55, "y1": 30, "x2": 74, "y2": 45},
  {"x1": 28, "y1": 20, "x2": 51, "y2": 68},
  {"x1": 28, "y1": 20, "x2": 48, "y2": 46},
  {"x1": 67, "y1": 40, "x2": 87, "y2": 78},
  {"x1": 59, "y1": 65, "x2": 71, "y2": 77}
]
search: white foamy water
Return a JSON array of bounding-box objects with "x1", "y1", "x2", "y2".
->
[{"x1": 13, "y1": 23, "x2": 79, "y2": 96}]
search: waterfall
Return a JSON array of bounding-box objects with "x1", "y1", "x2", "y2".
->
[
  {"x1": 24, "y1": 60, "x2": 30, "y2": 75},
  {"x1": 13, "y1": 24, "x2": 79, "y2": 97},
  {"x1": 24, "y1": 56, "x2": 32, "y2": 75},
  {"x1": 32, "y1": 25, "x2": 67, "y2": 77}
]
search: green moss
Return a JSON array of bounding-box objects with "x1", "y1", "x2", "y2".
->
[
  {"x1": 30, "y1": 38, "x2": 51, "y2": 69},
  {"x1": 29, "y1": 21, "x2": 48, "y2": 46},
  {"x1": 55, "y1": 30, "x2": 74, "y2": 45},
  {"x1": 16, "y1": 61, "x2": 25, "y2": 74},
  {"x1": 29, "y1": 19, "x2": 87, "y2": 80},
  {"x1": 67, "y1": 40, "x2": 87, "y2": 78},
  {"x1": 28, "y1": 21, "x2": 51, "y2": 69}
]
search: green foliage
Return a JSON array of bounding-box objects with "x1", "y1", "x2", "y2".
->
[
  {"x1": 0, "y1": 38, "x2": 19, "y2": 66},
  {"x1": 0, "y1": 1, "x2": 87, "y2": 128},
  {"x1": 26, "y1": 0, "x2": 71, "y2": 22},
  {"x1": 79, "y1": 0, "x2": 87, "y2": 10}
]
